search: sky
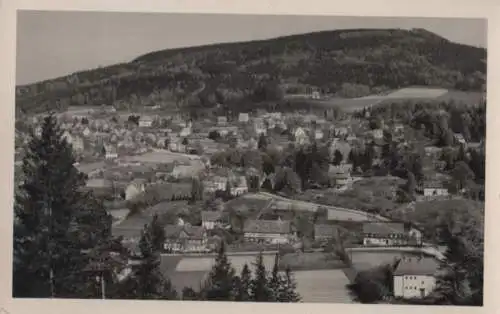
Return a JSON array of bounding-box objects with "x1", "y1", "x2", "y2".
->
[{"x1": 16, "y1": 11, "x2": 487, "y2": 86}]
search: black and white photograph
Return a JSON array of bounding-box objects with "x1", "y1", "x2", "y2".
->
[{"x1": 10, "y1": 8, "x2": 487, "y2": 308}]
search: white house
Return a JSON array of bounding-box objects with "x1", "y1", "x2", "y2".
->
[
  {"x1": 243, "y1": 220, "x2": 295, "y2": 244},
  {"x1": 105, "y1": 146, "x2": 118, "y2": 160},
  {"x1": 201, "y1": 211, "x2": 226, "y2": 230},
  {"x1": 393, "y1": 257, "x2": 439, "y2": 299},
  {"x1": 230, "y1": 176, "x2": 248, "y2": 196},
  {"x1": 294, "y1": 127, "x2": 309, "y2": 145},
  {"x1": 204, "y1": 176, "x2": 228, "y2": 193},
  {"x1": 408, "y1": 227, "x2": 423, "y2": 246},
  {"x1": 314, "y1": 129, "x2": 324, "y2": 140},
  {"x1": 421, "y1": 181, "x2": 449, "y2": 200},
  {"x1": 217, "y1": 116, "x2": 228, "y2": 126},
  {"x1": 125, "y1": 179, "x2": 146, "y2": 201},
  {"x1": 139, "y1": 116, "x2": 154, "y2": 128},
  {"x1": 238, "y1": 113, "x2": 250, "y2": 123},
  {"x1": 179, "y1": 127, "x2": 192, "y2": 137},
  {"x1": 372, "y1": 129, "x2": 384, "y2": 140}
]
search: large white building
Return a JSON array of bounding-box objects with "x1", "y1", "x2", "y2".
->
[{"x1": 393, "y1": 257, "x2": 439, "y2": 299}]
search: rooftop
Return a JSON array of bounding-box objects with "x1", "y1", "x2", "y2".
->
[
  {"x1": 362, "y1": 222, "x2": 405, "y2": 236},
  {"x1": 243, "y1": 219, "x2": 291, "y2": 234},
  {"x1": 393, "y1": 257, "x2": 440, "y2": 276}
]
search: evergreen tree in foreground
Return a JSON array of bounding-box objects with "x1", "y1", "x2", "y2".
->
[
  {"x1": 251, "y1": 252, "x2": 272, "y2": 302},
  {"x1": 203, "y1": 241, "x2": 236, "y2": 301},
  {"x1": 268, "y1": 253, "x2": 283, "y2": 301},
  {"x1": 13, "y1": 114, "x2": 110, "y2": 298},
  {"x1": 120, "y1": 214, "x2": 177, "y2": 299},
  {"x1": 234, "y1": 263, "x2": 252, "y2": 301},
  {"x1": 279, "y1": 266, "x2": 301, "y2": 302}
]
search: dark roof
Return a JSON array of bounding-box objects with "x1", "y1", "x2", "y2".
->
[
  {"x1": 201, "y1": 211, "x2": 223, "y2": 222},
  {"x1": 243, "y1": 220, "x2": 291, "y2": 234},
  {"x1": 164, "y1": 224, "x2": 206, "y2": 240},
  {"x1": 394, "y1": 257, "x2": 440, "y2": 276},
  {"x1": 423, "y1": 181, "x2": 445, "y2": 189},
  {"x1": 314, "y1": 224, "x2": 339, "y2": 238},
  {"x1": 363, "y1": 222, "x2": 405, "y2": 236}
]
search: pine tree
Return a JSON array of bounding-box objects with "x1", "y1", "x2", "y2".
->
[
  {"x1": 251, "y1": 252, "x2": 272, "y2": 302},
  {"x1": 122, "y1": 215, "x2": 176, "y2": 299},
  {"x1": 204, "y1": 241, "x2": 236, "y2": 301},
  {"x1": 13, "y1": 114, "x2": 107, "y2": 298},
  {"x1": 278, "y1": 266, "x2": 301, "y2": 302},
  {"x1": 235, "y1": 263, "x2": 252, "y2": 301},
  {"x1": 268, "y1": 253, "x2": 283, "y2": 301}
]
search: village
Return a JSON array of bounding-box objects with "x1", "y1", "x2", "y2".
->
[{"x1": 13, "y1": 89, "x2": 485, "y2": 302}]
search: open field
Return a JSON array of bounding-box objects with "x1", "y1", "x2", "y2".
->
[
  {"x1": 159, "y1": 254, "x2": 353, "y2": 302},
  {"x1": 284, "y1": 88, "x2": 483, "y2": 113},
  {"x1": 280, "y1": 252, "x2": 345, "y2": 271},
  {"x1": 294, "y1": 269, "x2": 353, "y2": 303}
]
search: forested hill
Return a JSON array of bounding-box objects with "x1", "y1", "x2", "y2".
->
[{"x1": 16, "y1": 28, "x2": 487, "y2": 114}]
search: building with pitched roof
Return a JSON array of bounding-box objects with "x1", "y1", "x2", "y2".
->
[
  {"x1": 163, "y1": 225, "x2": 209, "y2": 253},
  {"x1": 362, "y1": 222, "x2": 407, "y2": 246},
  {"x1": 201, "y1": 211, "x2": 226, "y2": 230},
  {"x1": 313, "y1": 224, "x2": 339, "y2": 242},
  {"x1": 243, "y1": 220, "x2": 295, "y2": 244},
  {"x1": 393, "y1": 256, "x2": 440, "y2": 299}
]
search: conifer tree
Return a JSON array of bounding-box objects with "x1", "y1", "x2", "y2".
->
[
  {"x1": 121, "y1": 214, "x2": 176, "y2": 299},
  {"x1": 234, "y1": 263, "x2": 252, "y2": 301},
  {"x1": 268, "y1": 253, "x2": 284, "y2": 301},
  {"x1": 13, "y1": 114, "x2": 110, "y2": 298},
  {"x1": 251, "y1": 252, "x2": 272, "y2": 302},
  {"x1": 278, "y1": 266, "x2": 301, "y2": 302},
  {"x1": 204, "y1": 241, "x2": 236, "y2": 301}
]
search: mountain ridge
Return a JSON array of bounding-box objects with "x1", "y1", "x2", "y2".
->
[{"x1": 15, "y1": 28, "x2": 487, "y2": 114}]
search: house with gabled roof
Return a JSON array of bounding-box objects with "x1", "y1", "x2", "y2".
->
[
  {"x1": 313, "y1": 224, "x2": 340, "y2": 242},
  {"x1": 163, "y1": 225, "x2": 209, "y2": 253},
  {"x1": 139, "y1": 116, "x2": 154, "y2": 128},
  {"x1": 243, "y1": 220, "x2": 296, "y2": 244},
  {"x1": 393, "y1": 256, "x2": 439, "y2": 299},
  {"x1": 201, "y1": 211, "x2": 227, "y2": 230},
  {"x1": 362, "y1": 222, "x2": 407, "y2": 246}
]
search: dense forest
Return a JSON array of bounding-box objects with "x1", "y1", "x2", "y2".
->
[{"x1": 16, "y1": 28, "x2": 486, "y2": 114}]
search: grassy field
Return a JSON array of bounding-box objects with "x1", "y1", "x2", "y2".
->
[
  {"x1": 224, "y1": 194, "x2": 272, "y2": 218},
  {"x1": 283, "y1": 88, "x2": 483, "y2": 113},
  {"x1": 280, "y1": 252, "x2": 345, "y2": 271},
  {"x1": 159, "y1": 254, "x2": 353, "y2": 302},
  {"x1": 294, "y1": 269, "x2": 353, "y2": 303}
]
